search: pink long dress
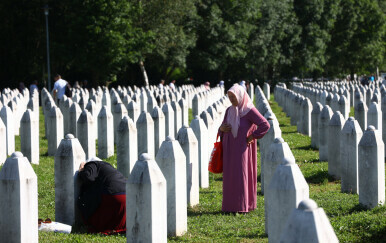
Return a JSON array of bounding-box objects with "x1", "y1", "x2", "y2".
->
[{"x1": 220, "y1": 107, "x2": 270, "y2": 212}]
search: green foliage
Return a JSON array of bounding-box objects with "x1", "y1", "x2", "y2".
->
[
  {"x1": 188, "y1": 0, "x2": 259, "y2": 80},
  {"x1": 129, "y1": 0, "x2": 198, "y2": 82},
  {"x1": 248, "y1": 0, "x2": 301, "y2": 80},
  {"x1": 0, "y1": 0, "x2": 385, "y2": 88},
  {"x1": 51, "y1": 0, "x2": 135, "y2": 85},
  {"x1": 327, "y1": 0, "x2": 386, "y2": 77},
  {"x1": 293, "y1": 0, "x2": 341, "y2": 77}
]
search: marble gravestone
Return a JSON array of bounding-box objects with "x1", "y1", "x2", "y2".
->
[
  {"x1": 126, "y1": 153, "x2": 167, "y2": 243},
  {"x1": 0, "y1": 152, "x2": 38, "y2": 243}
]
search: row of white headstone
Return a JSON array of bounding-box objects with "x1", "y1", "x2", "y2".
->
[
  {"x1": 0, "y1": 87, "x2": 40, "y2": 165},
  {"x1": 0, "y1": 82, "x2": 228, "y2": 243},
  {"x1": 40, "y1": 84, "x2": 225, "y2": 157},
  {"x1": 255, "y1": 84, "x2": 339, "y2": 243},
  {"x1": 0, "y1": 111, "x2": 226, "y2": 243},
  {"x1": 0, "y1": 82, "x2": 337, "y2": 243},
  {"x1": 275, "y1": 82, "x2": 385, "y2": 210}
]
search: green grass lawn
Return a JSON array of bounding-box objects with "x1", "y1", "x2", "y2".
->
[{"x1": 5, "y1": 95, "x2": 386, "y2": 242}]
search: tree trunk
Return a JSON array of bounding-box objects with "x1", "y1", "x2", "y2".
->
[{"x1": 139, "y1": 61, "x2": 149, "y2": 87}]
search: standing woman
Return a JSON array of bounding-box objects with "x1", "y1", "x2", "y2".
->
[{"x1": 219, "y1": 84, "x2": 270, "y2": 213}]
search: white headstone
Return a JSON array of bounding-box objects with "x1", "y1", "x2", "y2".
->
[
  {"x1": 319, "y1": 105, "x2": 333, "y2": 161},
  {"x1": 136, "y1": 111, "x2": 155, "y2": 157},
  {"x1": 0, "y1": 152, "x2": 38, "y2": 243},
  {"x1": 354, "y1": 101, "x2": 368, "y2": 132},
  {"x1": 48, "y1": 106, "x2": 64, "y2": 156},
  {"x1": 190, "y1": 116, "x2": 209, "y2": 188},
  {"x1": 179, "y1": 98, "x2": 189, "y2": 126},
  {"x1": 117, "y1": 116, "x2": 138, "y2": 177},
  {"x1": 311, "y1": 102, "x2": 323, "y2": 148},
  {"x1": 55, "y1": 134, "x2": 85, "y2": 226},
  {"x1": 177, "y1": 125, "x2": 199, "y2": 207},
  {"x1": 367, "y1": 102, "x2": 382, "y2": 133},
  {"x1": 162, "y1": 103, "x2": 175, "y2": 138},
  {"x1": 0, "y1": 106, "x2": 15, "y2": 155},
  {"x1": 97, "y1": 106, "x2": 114, "y2": 159},
  {"x1": 279, "y1": 199, "x2": 339, "y2": 243},
  {"x1": 77, "y1": 110, "x2": 96, "y2": 159},
  {"x1": 69, "y1": 102, "x2": 82, "y2": 138},
  {"x1": 266, "y1": 157, "x2": 309, "y2": 243},
  {"x1": 20, "y1": 109, "x2": 39, "y2": 164},
  {"x1": 127, "y1": 100, "x2": 140, "y2": 123},
  {"x1": 113, "y1": 103, "x2": 128, "y2": 144},
  {"x1": 62, "y1": 98, "x2": 73, "y2": 135},
  {"x1": 171, "y1": 101, "x2": 182, "y2": 136},
  {"x1": 328, "y1": 111, "x2": 345, "y2": 179},
  {"x1": 358, "y1": 125, "x2": 385, "y2": 208},
  {"x1": 126, "y1": 153, "x2": 167, "y2": 243},
  {"x1": 0, "y1": 119, "x2": 6, "y2": 165},
  {"x1": 155, "y1": 136, "x2": 187, "y2": 236},
  {"x1": 151, "y1": 106, "x2": 166, "y2": 156},
  {"x1": 259, "y1": 117, "x2": 281, "y2": 194},
  {"x1": 264, "y1": 137, "x2": 295, "y2": 234},
  {"x1": 340, "y1": 117, "x2": 362, "y2": 194}
]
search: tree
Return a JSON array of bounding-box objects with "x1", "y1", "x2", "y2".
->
[
  {"x1": 293, "y1": 0, "x2": 340, "y2": 78},
  {"x1": 247, "y1": 0, "x2": 301, "y2": 81},
  {"x1": 128, "y1": 0, "x2": 198, "y2": 85},
  {"x1": 188, "y1": 0, "x2": 259, "y2": 81},
  {"x1": 49, "y1": 0, "x2": 135, "y2": 86},
  {"x1": 0, "y1": 0, "x2": 45, "y2": 86},
  {"x1": 326, "y1": 0, "x2": 385, "y2": 79}
]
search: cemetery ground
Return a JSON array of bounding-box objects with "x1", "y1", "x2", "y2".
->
[{"x1": 4, "y1": 94, "x2": 385, "y2": 242}]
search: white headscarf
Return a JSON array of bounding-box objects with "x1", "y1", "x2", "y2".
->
[{"x1": 227, "y1": 84, "x2": 254, "y2": 137}]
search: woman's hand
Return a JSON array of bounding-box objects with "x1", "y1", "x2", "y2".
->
[
  {"x1": 247, "y1": 135, "x2": 254, "y2": 145},
  {"x1": 220, "y1": 124, "x2": 232, "y2": 132},
  {"x1": 79, "y1": 162, "x2": 86, "y2": 171}
]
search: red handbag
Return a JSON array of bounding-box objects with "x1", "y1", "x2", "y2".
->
[{"x1": 208, "y1": 133, "x2": 223, "y2": 173}]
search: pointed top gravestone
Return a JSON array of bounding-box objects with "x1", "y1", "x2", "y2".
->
[
  {"x1": 358, "y1": 126, "x2": 385, "y2": 208},
  {"x1": 117, "y1": 116, "x2": 138, "y2": 177},
  {"x1": 340, "y1": 117, "x2": 362, "y2": 194},
  {"x1": 126, "y1": 153, "x2": 167, "y2": 243},
  {"x1": 266, "y1": 156, "x2": 309, "y2": 243},
  {"x1": 55, "y1": 134, "x2": 85, "y2": 226},
  {"x1": 0, "y1": 152, "x2": 38, "y2": 243},
  {"x1": 155, "y1": 137, "x2": 187, "y2": 236},
  {"x1": 279, "y1": 199, "x2": 339, "y2": 243}
]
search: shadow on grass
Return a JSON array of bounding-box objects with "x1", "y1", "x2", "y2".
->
[
  {"x1": 348, "y1": 203, "x2": 367, "y2": 214},
  {"x1": 188, "y1": 210, "x2": 230, "y2": 217},
  {"x1": 295, "y1": 144, "x2": 319, "y2": 151},
  {"x1": 214, "y1": 177, "x2": 223, "y2": 181},
  {"x1": 282, "y1": 131, "x2": 298, "y2": 134},
  {"x1": 237, "y1": 231, "x2": 268, "y2": 239},
  {"x1": 305, "y1": 170, "x2": 335, "y2": 184},
  {"x1": 362, "y1": 231, "x2": 386, "y2": 243}
]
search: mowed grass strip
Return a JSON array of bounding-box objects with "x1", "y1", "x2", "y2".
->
[{"x1": 4, "y1": 95, "x2": 385, "y2": 242}]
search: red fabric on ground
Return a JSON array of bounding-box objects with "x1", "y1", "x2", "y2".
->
[{"x1": 86, "y1": 194, "x2": 126, "y2": 235}]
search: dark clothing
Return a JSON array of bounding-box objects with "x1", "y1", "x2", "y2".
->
[
  {"x1": 87, "y1": 194, "x2": 126, "y2": 235},
  {"x1": 77, "y1": 161, "x2": 126, "y2": 234},
  {"x1": 79, "y1": 161, "x2": 126, "y2": 195}
]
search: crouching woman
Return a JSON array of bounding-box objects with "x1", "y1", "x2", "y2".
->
[{"x1": 77, "y1": 158, "x2": 126, "y2": 234}]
